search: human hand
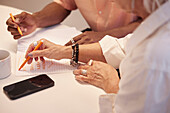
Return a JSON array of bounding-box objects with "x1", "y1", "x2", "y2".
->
[
  {"x1": 25, "y1": 38, "x2": 71, "y2": 64},
  {"x1": 65, "y1": 31, "x2": 106, "y2": 46},
  {"x1": 6, "y1": 12, "x2": 37, "y2": 39},
  {"x1": 73, "y1": 60, "x2": 120, "y2": 93}
]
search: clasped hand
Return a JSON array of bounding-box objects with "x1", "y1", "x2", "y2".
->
[{"x1": 74, "y1": 60, "x2": 120, "y2": 93}]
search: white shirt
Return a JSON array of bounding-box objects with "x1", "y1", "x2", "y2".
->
[
  {"x1": 99, "y1": 1, "x2": 170, "y2": 113},
  {"x1": 99, "y1": 34, "x2": 132, "y2": 69}
]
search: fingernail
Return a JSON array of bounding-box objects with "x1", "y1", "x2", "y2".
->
[{"x1": 28, "y1": 53, "x2": 33, "y2": 57}]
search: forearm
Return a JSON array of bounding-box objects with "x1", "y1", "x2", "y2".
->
[
  {"x1": 32, "y1": 2, "x2": 71, "y2": 28},
  {"x1": 102, "y1": 20, "x2": 142, "y2": 38},
  {"x1": 79, "y1": 43, "x2": 106, "y2": 63},
  {"x1": 63, "y1": 43, "x2": 106, "y2": 63}
]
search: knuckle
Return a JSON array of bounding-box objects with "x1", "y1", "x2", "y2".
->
[
  {"x1": 28, "y1": 43, "x2": 34, "y2": 49},
  {"x1": 6, "y1": 20, "x2": 9, "y2": 25},
  {"x1": 73, "y1": 37, "x2": 77, "y2": 40},
  {"x1": 83, "y1": 32, "x2": 87, "y2": 35},
  {"x1": 33, "y1": 51, "x2": 38, "y2": 57},
  {"x1": 14, "y1": 36, "x2": 20, "y2": 39},
  {"x1": 21, "y1": 12, "x2": 27, "y2": 15},
  {"x1": 84, "y1": 31, "x2": 90, "y2": 34},
  {"x1": 78, "y1": 65, "x2": 85, "y2": 69},
  {"x1": 40, "y1": 50, "x2": 45, "y2": 55},
  {"x1": 84, "y1": 31, "x2": 88, "y2": 34},
  {"x1": 76, "y1": 70, "x2": 81, "y2": 75},
  {"x1": 11, "y1": 32, "x2": 15, "y2": 35},
  {"x1": 85, "y1": 38, "x2": 90, "y2": 41},
  {"x1": 41, "y1": 38, "x2": 46, "y2": 41},
  {"x1": 92, "y1": 60, "x2": 97, "y2": 64},
  {"x1": 82, "y1": 77, "x2": 89, "y2": 82},
  {"x1": 7, "y1": 27, "x2": 10, "y2": 31},
  {"x1": 88, "y1": 77, "x2": 93, "y2": 82}
]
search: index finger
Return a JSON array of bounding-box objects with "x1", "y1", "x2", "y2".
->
[
  {"x1": 77, "y1": 64, "x2": 90, "y2": 70},
  {"x1": 25, "y1": 43, "x2": 35, "y2": 58},
  {"x1": 25, "y1": 39, "x2": 45, "y2": 58}
]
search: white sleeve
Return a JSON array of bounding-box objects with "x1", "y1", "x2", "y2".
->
[
  {"x1": 99, "y1": 93, "x2": 117, "y2": 113},
  {"x1": 98, "y1": 34, "x2": 132, "y2": 113},
  {"x1": 115, "y1": 67, "x2": 170, "y2": 113},
  {"x1": 99, "y1": 34, "x2": 132, "y2": 69}
]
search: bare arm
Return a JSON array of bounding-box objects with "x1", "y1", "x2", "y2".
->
[
  {"x1": 6, "y1": 2, "x2": 71, "y2": 39},
  {"x1": 65, "y1": 19, "x2": 142, "y2": 45},
  {"x1": 26, "y1": 39, "x2": 106, "y2": 64},
  {"x1": 62, "y1": 43, "x2": 106, "y2": 63},
  {"x1": 103, "y1": 19, "x2": 142, "y2": 38},
  {"x1": 78, "y1": 43, "x2": 106, "y2": 63},
  {"x1": 33, "y1": 2, "x2": 71, "y2": 28}
]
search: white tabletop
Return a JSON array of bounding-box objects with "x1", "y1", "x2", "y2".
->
[{"x1": 0, "y1": 5, "x2": 104, "y2": 113}]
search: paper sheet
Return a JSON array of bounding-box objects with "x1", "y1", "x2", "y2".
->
[{"x1": 16, "y1": 26, "x2": 81, "y2": 76}]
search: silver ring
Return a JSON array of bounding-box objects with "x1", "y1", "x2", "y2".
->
[
  {"x1": 71, "y1": 39, "x2": 75, "y2": 44},
  {"x1": 81, "y1": 69, "x2": 87, "y2": 75},
  {"x1": 33, "y1": 41, "x2": 38, "y2": 47},
  {"x1": 88, "y1": 59, "x2": 93, "y2": 66}
]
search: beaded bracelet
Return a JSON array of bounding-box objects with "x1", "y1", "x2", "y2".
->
[{"x1": 70, "y1": 43, "x2": 79, "y2": 66}]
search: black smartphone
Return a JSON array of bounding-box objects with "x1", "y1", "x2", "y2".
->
[{"x1": 3, "y1": 74, "x2": 54, "y2": 100}]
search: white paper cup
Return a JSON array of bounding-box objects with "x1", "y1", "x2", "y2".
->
[{"x1": 0, "y1": 50, "x2": 11, "y2": 79}]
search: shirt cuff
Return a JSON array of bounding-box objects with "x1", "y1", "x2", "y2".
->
[
  {"x1": 99, "y1": 35, "x2": 126, "y2": 69},
  {"x1": 99, "y1": 93, "x2": 116, "y2": 113}
]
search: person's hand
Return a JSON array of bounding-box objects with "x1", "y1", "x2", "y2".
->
[
  {"x1": 25, "y1": 38, "x2": 71, "y2": 64},
  {"x1": 73, "y1": 60, "x2": 120, "y2": 93},
  {"x1": 6, "y1": 12, "x2": 37, "y2": 39},
  {"x1": 65, "y1": 31, "x2": 106, "y2": 46}
]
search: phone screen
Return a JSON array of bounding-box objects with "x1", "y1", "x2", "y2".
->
[{"x1": 3, "y1": 74, "x2": 54, "y2": 100}]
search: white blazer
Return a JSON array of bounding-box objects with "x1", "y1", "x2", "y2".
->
[{"x1": 99, "y1": 1, "x2": 170, "y2": 113}]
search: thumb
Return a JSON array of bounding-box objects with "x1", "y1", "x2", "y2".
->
[{"x1": 28, "y1": 49, "x2": 47, "y2": 58}]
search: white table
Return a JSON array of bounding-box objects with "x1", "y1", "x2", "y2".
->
[{"x1": 0, "y1": 5, "x2": 104, "y2": 113}]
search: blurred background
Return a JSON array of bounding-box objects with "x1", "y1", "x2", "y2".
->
[{"x1": 0, "y1": 0, "x2": 89, "y2": 30}]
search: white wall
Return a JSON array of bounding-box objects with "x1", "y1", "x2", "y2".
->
[{"x1": 0, "y1": 0, "x2": 89, "y2": 30}]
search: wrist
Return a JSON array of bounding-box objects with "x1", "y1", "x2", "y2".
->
[
  {"x1": 62, "y1": 46, "x2": 72, "y2": 59},
  {"x1": 32, "y1": 12, "x2": 41, "y2": 28},
  {"x1": 104, "y1": 70, "x2": 120, "y2": 94},
  {"x1": 104, "y1": 81, "x2": 119, "y2": 94}
]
